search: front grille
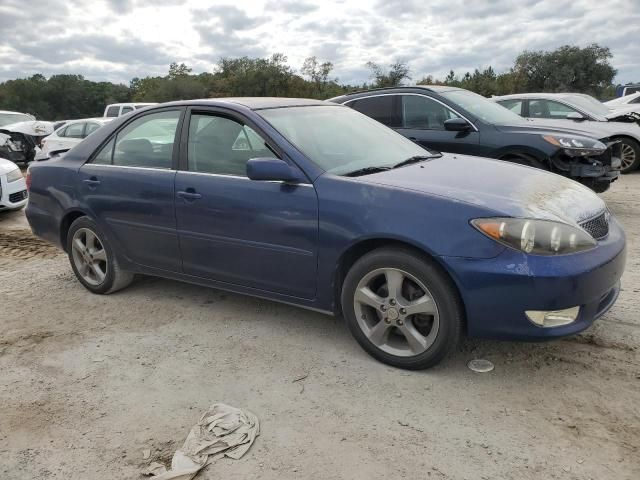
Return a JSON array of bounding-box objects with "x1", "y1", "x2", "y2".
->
[
  {"x1": 9, "y1": 190, "x2": 27, "y2": 203},
  {"x1": 580, "y1": 212, "x2": 609, "y2": 239}
]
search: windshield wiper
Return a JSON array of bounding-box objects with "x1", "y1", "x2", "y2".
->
[
  {"x1": 343, "y1": 166, "x2": 392, "y2": 177},
  {"x1": 392, "y1": 154, "x2": 440, "y2": 169}
]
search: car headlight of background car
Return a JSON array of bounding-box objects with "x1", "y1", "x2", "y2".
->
[
  {"x1": 472, "y1": 218, "x2": 597, "y2": 255},
  {"x1": 6, "y1": 167, "x2": 23, "y2": 183},
  {"x1": 542, "y1": 135, "x2": 606, "y2": 157}
]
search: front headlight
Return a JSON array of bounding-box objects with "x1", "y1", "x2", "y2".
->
[
  {"x1": 471, "y1": 218, "x2": 596, "y2": 255},
  {"x1": 6, "y1": 167, "x2": 23, "y2": 183},
  {"x1": 542, "y1": 135, "x2": 606, "y2": 157}
]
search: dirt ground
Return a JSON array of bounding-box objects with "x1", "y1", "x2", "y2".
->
[{"x1": 1, "y1": 175, "x2": 639, "y2": 480}]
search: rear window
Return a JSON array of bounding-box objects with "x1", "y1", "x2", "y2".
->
[
  {"x1": 348, "y1": 96, "x2": 402, "y2": 128},
  {"x1": 105, "y1": 106, "x2": 120, "y2": 117}
]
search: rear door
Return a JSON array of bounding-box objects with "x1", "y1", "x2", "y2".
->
[
  {"x1": 77, "y1": 109, "x2": 184, "y2": 272},
  {"x1": 174, "y1": 108, "x2": 319, "y2": 299}
]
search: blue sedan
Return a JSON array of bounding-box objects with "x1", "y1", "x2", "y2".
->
[{"x1": 26, "y1": 98, "x2": 626, "y2": 369}]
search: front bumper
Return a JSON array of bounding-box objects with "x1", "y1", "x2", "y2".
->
[
  {"x1": 441, "y1": 216, "x2": 626, "y2": 340},
  {"x1": 0, "y1": 172, "x2": 28, "y2": 211}
]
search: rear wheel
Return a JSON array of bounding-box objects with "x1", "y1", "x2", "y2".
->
[
  {"x1": 67, "y1": 216, "x2": 133, "y2": 294},
  {"x1": 341, "y1": 248, "x2": 463, "y2": 370},
  {"x1": 619, "y1": 138, "x2": 640, "y2": 173}
]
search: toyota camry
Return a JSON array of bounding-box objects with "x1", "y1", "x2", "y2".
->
[{"x1": 26, "y1": 98, "x2": 626, "y2": 369}]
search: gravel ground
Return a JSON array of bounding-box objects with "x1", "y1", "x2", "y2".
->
[{"x1": 1, "y1": 175, "x2": 639, "y2": 480}]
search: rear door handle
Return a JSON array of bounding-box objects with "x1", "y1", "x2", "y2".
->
[
  {"x1": 83, "y1": 177, "x2": 101, "y2": 188},
  {"x1": 177, "y1": 190, "x2": 203, "y2": 201}
]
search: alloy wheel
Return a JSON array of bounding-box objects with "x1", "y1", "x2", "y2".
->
[
  {"x1": 71, "y1": 228, "x2": 108, "y2": 286},
  {"x1": 621, "y1": 143, "x2": 636, "y2": 171},
  {"x1": 353, "y1": 268, "x2": 440, "y2": 357}
]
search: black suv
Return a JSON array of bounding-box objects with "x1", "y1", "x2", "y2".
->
[{"x1": 329, "y1": 86, "x2": 621, "y2": 192}]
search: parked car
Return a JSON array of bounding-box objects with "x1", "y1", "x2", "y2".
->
[
  {"x1": 492, "y1": 93, "x2": 640, "y2": 173},
  {"x1": 0, "y1": 156, "x2": 28, "y2": 211},
  {"x1": 41, "y1": 118, "x2": 112, "y2": 158},
  {"x1": 605, "y1": 92, "x2": 640, "y2": 109},
  {"x1": 26, "y1": 99, "x2": 625, "y2": 369},
  {"x1": 103, "y1": 103, "x2": 157, "y2": 118},
  {"x1": 0, "y1": 110, "x2": 35, "y2": 127},
  {"x1": 615, "y1": 84, "x2": 640, "y2": 98},
  {"x1": 0, "y1": 121, "x2": 54, "y2": 165},
  {"x1": 330, "y1": 86, "x2": 621, "y2": 192}
]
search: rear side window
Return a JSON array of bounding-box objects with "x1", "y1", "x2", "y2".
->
[
  {"x1": 497, "y1": 99, "x2": 523, "y2": 115},
  {"x1": 91, "y1": 110, "x2": 180, "y2": 169},
  {"x1": 121, "y1": 106, "x2": 134, "y2": 115},
  {"x1": 85, "y1": 123, "x2": 101, "y2": 136},
  {"x1": 401, "y1": 95, "x2": 460, "y2": 130},
  {"x1": 349, "y1": 96, "x2": 401, "y2": 127},
  {"x1": 187, "y1": 114, "x2": 277, "y2": 176},
  {"x1": 631, "y1": 97, "x2": 640, "y2": 104},
  {"x1": 105, "y1": 106, "x2": 120, "y2": 117},
  {"x1": 65, "y1": 122, "x2": 85, "y2": 139},
  {"x1": 528, "y1": 100, "x2": 578, "y2": 119}
]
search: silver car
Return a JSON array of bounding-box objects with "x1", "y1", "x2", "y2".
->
[{"x1": 493, "y1": 93, "x2": 640, "y2": 173}]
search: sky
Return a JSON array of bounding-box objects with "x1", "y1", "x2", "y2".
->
[{"x1": 0, "y1": 0, "x2": 638, "y2": 86}]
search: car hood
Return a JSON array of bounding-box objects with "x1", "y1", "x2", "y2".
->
[
  {"x1": 0, "y1": 157, "x2": 20, "y2": 174},
  {"x1": 356, "y1": 154, "x2": 605, "y2": 225},
  {"x1": 522, "y1": 117, "x2": 640, "y2": 140},
  {"x1": 495, "y1": 119, "x2": 613, "y2": 140},
  {"x1": 0, "y1": 120, "x2": 54, "y2": 137}
]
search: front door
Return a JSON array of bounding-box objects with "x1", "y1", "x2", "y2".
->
[
  {"x1": 174, "y1": 111, "x2": 319, "y2": 299},
  {"x1": 78, "y1": 109, "x2": 183, "y2": 272},
  {"x1": 395, "y1": 94, "x2": 481, "y2": 154}
]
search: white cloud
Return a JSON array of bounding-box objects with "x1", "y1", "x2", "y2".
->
[{"x1": 0, "y1": 0, "x2": 637, "y2": 85}]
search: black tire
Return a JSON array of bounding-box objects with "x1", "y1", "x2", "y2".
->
[
  {"x1": 66, "y1": 216, "x2": 133, "y2": 294},
  {"x1": 619, "y1": 138, "x2": 640, "y2": 174},
  {"x1": 340, "y1": 247, "x2": 464, "y2": 370}
]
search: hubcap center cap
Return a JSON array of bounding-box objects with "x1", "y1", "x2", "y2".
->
[{"x1": 387, "y1": 307, "x2": 399, "y2": 320}]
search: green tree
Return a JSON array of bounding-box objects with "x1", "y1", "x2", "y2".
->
[{"x1": 366, "y1": 61, "x2": 410, "y2": 87}]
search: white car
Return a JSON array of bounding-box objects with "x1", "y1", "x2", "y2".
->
[
  {"x1": 41, "y1": 118, "x2": 111, "y2": 157},
  {"x1": 0, "y1": 157, "x2": 27, "y2": 211},
  {"x1": 605, "y1": 92, "x2": 640, "y2": 112},
  {"x1": 493, "y1": 92, "x2": 640, "y2": 173},
  {"x1": 0, "y1": 110, "x2": 35, "y2": 127},
  {"x1": 103, "y1": 103, "x2": 156, "y2": 118}
]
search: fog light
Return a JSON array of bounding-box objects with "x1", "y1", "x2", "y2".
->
[{"x1": 525, "y1": 306, "x2": 580, "y2": 327}]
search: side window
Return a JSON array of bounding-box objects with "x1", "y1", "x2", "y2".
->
[
  {"x1": 187, "y1": 114, "x2": 277, "y2": 176},
  {"x1": 105, "y1": 106, "x2": 120, "y2": 117},
  {"x1": 65, "y1": 122, "x2": 85, "y2": 139},
  {"x1": 529, "y1": 100, "x2": 578, "y2": 119},
  {"x1": 349, "y1": 96, "x2": 401, "y2": 127},
  {"x1": 631, "y1": 97, "x2": 640, "y2": 104},
  {"x1": 85, "y1": 123, "x2": 101, "y2": 137},
  {"x1": 57, "y1": 126, "x2": 68, "y2": 137},
  {"x1": 497, "y1": 99, "x2": 523, "y2": 115},
  {"x1": 401, "y1": 95, "x2": 460, "y2": 130},
  {"x1": 121, "y1": 106, "x2": 134, "y2": 115},
  {"x1": 92, "y1": 110, "x2": 180, "y2": 168}
]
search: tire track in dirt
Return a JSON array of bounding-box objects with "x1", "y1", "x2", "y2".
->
[{"x1": 0, "y1": 229, "x2": 62, "y2": 262}]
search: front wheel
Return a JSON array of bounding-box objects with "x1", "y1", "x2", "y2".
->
[
  {"x1": 341, "y1": 248, "x2": 463, "y2": 370},
  {"x1": 67, "y1": 216, "x2": 133, "y2": 294},
  {"x1": 620, "y1": 138, "x2": 640, "y2": 173}
]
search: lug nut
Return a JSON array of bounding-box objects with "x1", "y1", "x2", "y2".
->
[
  {"x1": 380, "y1": 305, "x2": 387, "y2": 312},
  {"x1": 384, "y1": 317, "x2": 391, "y2": 324},
  {"x1": 389, "y1": 299, "x2": 396, "y2": 306},
  {"x1": 397, "y1": 319, "x2": 404, "y2": 326},
  {"x1": 400, "y1": 308, "x2": 406, "y2": 315}
]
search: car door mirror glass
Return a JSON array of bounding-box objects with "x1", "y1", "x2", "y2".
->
[
  {"x1": 444, "y1": 118, "x2": 472, "y2": 131},
  {"x1": 246, "y1": 158, "x2": 301, "y2": 182}
]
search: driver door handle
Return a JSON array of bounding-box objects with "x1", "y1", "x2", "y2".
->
[{"x1": 177, "y1": 189, "x2": 203, "y2": 201}]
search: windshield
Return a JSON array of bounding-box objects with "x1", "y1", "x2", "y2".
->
[
  {"x1": 566, "y1": 95, "x2": 610, "y2": 117},
  {"x1": 440, "y1": 90, "x2": 525, "y2": 125},
  {"x1": 0, "y1": 113, "x2": 34, "y2": 127},
  {"x1": 259, "y1": 105, "x2": 434, "y2": 175}
]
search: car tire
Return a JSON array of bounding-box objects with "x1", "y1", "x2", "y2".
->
[
  {"x1": 619, "y1": 138, "x2": 640, "y2": 173},
  {"x1": 66, "y1": 216, "x2": 133, "y2": 294},
  {"x1": 341, "y1": 247, "x2": 463, "y2": 370}
]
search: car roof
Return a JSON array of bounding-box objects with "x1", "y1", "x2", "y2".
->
[
  {"x1": 493, "y1": 93, "x2": 584, "y2": 101},
  {"x1": 157, "y1": 97, "x2": 334, "y2": 110},
  {"x1": 339, "y1": 85, "x2": 463, "y2": 97},
  {"x1": 0, "y1": 110, "x2": 33, "y2": 115},
  {"x1": 63, "y1": 117, "x2": 111, "y2": 124}
]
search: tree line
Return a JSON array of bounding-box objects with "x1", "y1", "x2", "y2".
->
[{"x1": 0, "y1": 44, "x2": 627, "y2": 121}]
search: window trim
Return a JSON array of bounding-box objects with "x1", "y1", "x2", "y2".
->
[
  {"x1": 85, "y1": 106, "x2": 186, "y2": 170},
  {"x1": 180, "y1": 106, "x2": 286, "y2": 177},
  {"x1": 345, "y1": 93, "x2": 478, "y2": 132}
]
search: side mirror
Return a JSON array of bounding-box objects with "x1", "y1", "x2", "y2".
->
[
  {"x1": 444, "y1": 118, "x2": 472, "y2": 132},
  {"x1": 246, "y1": 158, "x2": 302, "y2": 182},
  {"x1": 566, "y1": 112, "x2": 586, "y2": 121}
]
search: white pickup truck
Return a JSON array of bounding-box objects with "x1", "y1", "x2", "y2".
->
[{"x1": 103, "y1": 103, "x2": 157, "y2": 118}]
